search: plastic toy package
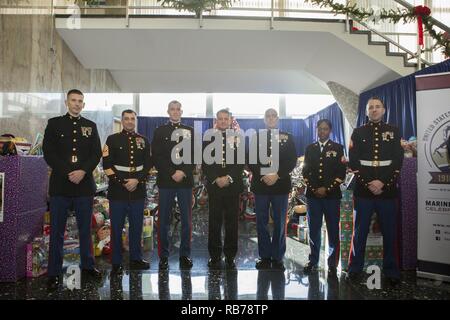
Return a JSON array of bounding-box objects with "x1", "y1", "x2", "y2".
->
[{"x1": 26, "y1": 237, "x2": 48, "y2": 278}]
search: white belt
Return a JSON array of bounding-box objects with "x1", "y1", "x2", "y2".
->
[
  {"x1": 114, "y1": 165, "x2": 143, "y2": 172},
  {"x1": 360, "y1": 160, "x2": 392, "y2": 167}
]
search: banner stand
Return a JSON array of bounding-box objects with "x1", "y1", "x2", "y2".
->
[{"x1": 416, "y1": 71, "x2": 450, "y2": 282}]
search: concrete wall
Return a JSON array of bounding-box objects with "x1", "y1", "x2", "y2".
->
[{"x1": 0, "y1": 13, "x2": 120, "y2": 93}]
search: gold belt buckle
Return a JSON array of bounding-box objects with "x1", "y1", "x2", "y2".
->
[
  {"x1": 72, "y1": 156, "x2": 78, "y2": 163},
  {"x1": 130, "y1": 166, "x2": 136, "y2": 172},
  {"x1": 372, "y1": 160, "x2": 380, "y2": 167},
  {"x1": 222, "y1": 162, "x2": 226, "y2": 168}
]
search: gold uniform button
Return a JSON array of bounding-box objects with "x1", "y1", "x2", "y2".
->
[
  {"x1": 375, "y1": 150, "x2": 378, "y2": 153},
  {"x1": 319, "y1": 176, "x2": 323, "y2": 179},
  {"x1": 131, "y1": 146, "x2": 134, "y2": 149},
  {"x1": 374, "y1": 156, "x2": 378, "y2": 159},
  {"x1": 131, "y1": 156, "x2": 134, "y2": 159},
  {"x1": 131, "y1": 151, "x2": 134, "y2": 154},
  {"x1": 375, "y1": 138, "x2": 379, "y2": 141},
  {"x1": 73, "y1": 139, "x2": 77, "y2": 142},
  {"x1": 375, "y1": 132, "x2": 379, "y2": 135},
  {"x1": 73, "y1": 122, "x2": 77, "y2": 125},
  {"x1": 73, "y1": 148, "x2": 76, "y2": 151},
  {"x1": 130, "y1": 161, "x2": 134, "y2": 165},
  {"x1": 375, "y1": 144, "x2": 379, "y2": 147},
  {"x1": 319, "y1": 169, "x2": 323, "y2": 173},
  {"x1": 320, "y1": 158, "x2": 323, "y2": 160},
  {"x1": 320, "y1": 163, "x2": 323, "y2": 166},
  {"x1": 73, "y1": 130, "x2": 77, "y2": 134}
]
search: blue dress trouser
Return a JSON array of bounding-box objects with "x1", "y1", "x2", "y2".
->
[
  {"x1": 306, "y1": 197, "x2": 341, "y2": 267},
  {"x1": 255, "y1": 194, "x2": 289, "y2": 261},
  {"x1": 157, "y1": 188, "x2": 192, "y2": 258},
  {"x1": 48, "y1": 196, "x2": 95, "y2": 276},
  {"x1": 110, "y1": 199, "x2": 145, "y2": 265},
  {"x1": 348, "y1": 197, "x2": 400, "y2": 278}
]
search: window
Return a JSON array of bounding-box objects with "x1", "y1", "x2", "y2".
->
[
  {"x1": 285, "y1": 94, "x2": 336, "y2": 118},
  {"x1": 212, "y1": 93, "x2": 279, "y2": 118},
  {"x1": 139, "y1": 93, "x2": 207, "y2": 117}
]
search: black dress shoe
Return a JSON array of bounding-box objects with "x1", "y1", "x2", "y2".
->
[
  {"x1": 345, "y1": 272, "x2": 363, "y2": 283},
  {"x1": 271, "y1": 260, "x2": 285, "y2": 271},
  {"x1": 225, "y1": 257, "x2": 236, "y2": 270},
  {"x1": 159, "y1": 257, "x2": 169, "y2": 270},
  {"x1": 129, "y1": 259, "x2": 150, "y2": 270},
  {"x1": 303, "y1": 262, "x2": 318, "y2": 274},
  {"x1": 47, "y1": 276, "x2": 62, "y2": 291},
  {"x1": 179, "y1": 256, "x2": 193, "y2": 269},
  {"x1": 255, "y1": 258, "x2": 272, "y2": 270},
  {"x1": 386, "y1": 277, "x2": 401, "y2": 287},
  {"x1": 82, "y1": 268, "x2": 103, "y2": 280},
  {"x1": 208, "y1": 257, "x2": 222, "y2": 269},
  {"x1": 111, "y1": 264, "x2": 124, "y2": 275},
  {"x1": 328, "y1": 266, "x2": 338, "y2": 277}
]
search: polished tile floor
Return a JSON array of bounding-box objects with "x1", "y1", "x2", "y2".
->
[{"x1": 1, "y1": 209, "x2": 450, "y2": 300}]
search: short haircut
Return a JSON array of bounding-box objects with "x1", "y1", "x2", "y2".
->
[
  {"x1": 67, "y1": 89, "x2": 84, "y2": 98},
  {"x1": 216, "y1": 108, "x2": 231, "y2": 118},
  {"x1": 366, "y1": 96, "x2": 385, "y2": 111},
  {"x1": 264, "y1": 108, "x2": 278, "y2": 117},
  {"x1": 168, "y1": 100, "x2": 181, "y2": 109},
  {"x1": 317, "y1": 119, "x2": 332, "y2": 130},
  {"x1": 121, "y1": 109, "x2": 137, "y2": 117}
]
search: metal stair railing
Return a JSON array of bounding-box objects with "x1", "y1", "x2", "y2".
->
[{"x1": 2, "y1": 0, "x2": 447, "y2": 66}]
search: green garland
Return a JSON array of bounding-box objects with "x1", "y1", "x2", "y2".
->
[
  {"x1": 157, "y1": 0, "x2": 233, "y2": 18},
  {"x1": 305, "y1": 0, "x2": 449, "y2": 58}
]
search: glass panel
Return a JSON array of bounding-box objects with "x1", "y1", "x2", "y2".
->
[
  {"x1": 139, "y1": 93, "x2": 207, "y2": 117},
  {"x1": 285, "y1": 94, "x2": 335, "y2": 119}
]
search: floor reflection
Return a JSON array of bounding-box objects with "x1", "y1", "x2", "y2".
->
[{"x1": 1, "y1": 209, "x2": 449, "y2": 300}]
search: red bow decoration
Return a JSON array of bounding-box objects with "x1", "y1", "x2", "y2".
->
[{"x1": 413, "y1": 5, "x2": 431, "y2": 47}]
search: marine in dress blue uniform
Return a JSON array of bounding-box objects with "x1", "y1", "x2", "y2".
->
[
  {"x1": 249, "y1": 108, "x2": 297, "y2": 271},
  {"x1": 102, "y1": 110, "x2": 152, "y2": 274},
  {"x1": 302, "y1": 119, "x2": 346, "y2": 276},
  {"x1": 42, "y1": 89, "x2": 102, "y2": 290},
  {"x1": 151, "y1": 101, "x2": 195, "y2": 270},
  {"x1": 347, "y1": 97, "x2": 403, "y2": 285}
]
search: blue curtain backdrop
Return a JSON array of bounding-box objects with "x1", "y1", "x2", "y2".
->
[
  {"x1": 137, "y1": 102, "x2": 345, "y2": 156},
  {"x1": 357, "y1": 59, "x2": 450, "y2": 139}
]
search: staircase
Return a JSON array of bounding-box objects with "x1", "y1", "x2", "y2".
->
[{"x1": 5, "y1": 0, "x2": 447, "y2": 93}]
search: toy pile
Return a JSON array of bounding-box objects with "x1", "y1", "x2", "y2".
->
[
  {"x1": 0, "y1": 134, "x2": 31, "y2": 156},
  {"x1": 401, "y1": 136, "x2": 417, "y2": 158},
  {"x1": 26, "y1": 236, "x2": 48, "y2": 278},
  {"x1": 92, "y1": 196, "x2": 111, "y2": 257}
]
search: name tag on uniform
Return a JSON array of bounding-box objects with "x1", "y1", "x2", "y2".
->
[{"x1": 81, "y1": 127, "x2": 92, "y2": 137}]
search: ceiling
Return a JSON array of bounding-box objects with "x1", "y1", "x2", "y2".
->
[{"x1": 56, "y1": 17, "x2": 406, "y2": 94}]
